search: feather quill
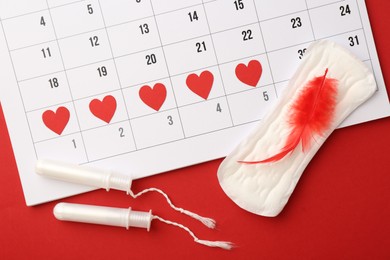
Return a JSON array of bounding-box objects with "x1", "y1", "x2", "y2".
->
[{"x1": 240, "y1": 68, "x2": 338, "y2": 164}]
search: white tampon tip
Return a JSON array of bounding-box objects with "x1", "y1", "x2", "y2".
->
[
  {"x1": 35, "y1": 159, "x2": 132, "y2": 194},
  {"x1": 54, "y1": 202, "x2": 152, "y2": 231}
]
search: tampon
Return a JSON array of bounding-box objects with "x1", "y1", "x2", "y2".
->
[
  {"x1": 35, "y1": 159, "x2": 131, "y2": 193},
  {"x1": 36, "y1": 159, "x2": 215, "y2": 228},
  {"x1": 54, "y1": 202, "x2": 152, "y2": 231},
  {"x1": 53, "y1": 202, "x2": 233, "y2": 250}
]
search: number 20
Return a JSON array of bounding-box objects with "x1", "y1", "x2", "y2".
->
[{"x1": 146, "y1": 54, "x2": 157, "y2": 65}]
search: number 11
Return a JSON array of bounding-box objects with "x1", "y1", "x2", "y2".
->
[{"x1": 41, "y1": 47, "x2": 51, "y2": 58}]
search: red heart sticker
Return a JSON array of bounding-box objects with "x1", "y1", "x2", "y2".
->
[
  {"x1": 42, "y1": 106, "x2": 70, "y2": 135},
  {"x1": 139, "y1": 83, "x2": 167, "y2": 111},
  {"x1": 89, "y1": 95, "x2": 117, "y2": 123},
  {"x1": 186, "y1": 70, "x2": 214, "y2": 100},
  {"x1": 235, "y1": 60, "x2": 262, "y2": 87}
]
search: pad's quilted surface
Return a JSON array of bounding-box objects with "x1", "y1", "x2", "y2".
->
[{"x1": 217, "y1": 41, "x2": 377, "y2": 217}]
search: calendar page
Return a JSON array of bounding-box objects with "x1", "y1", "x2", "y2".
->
[{"x1": 0, "y1": 0, "x2": 389, "y2": 206}]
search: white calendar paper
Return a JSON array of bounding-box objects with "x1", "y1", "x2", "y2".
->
[{"x1": 0, "y1": 0, "x2": 389, "y2": 206}]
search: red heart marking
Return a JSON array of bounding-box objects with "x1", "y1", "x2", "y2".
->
[
  {"x1": 186, "y1": 70, "x2": 214, "y2": 100},
  {"x1": 89, "y1": 95, "x2": 117, "y2": 123},
  {"x1": 235, "y1": 60, "x2": 262, "y2": 87},
  {"x1": 139, "y1": 83, "x2": 167, "y2": 111},
  {"x1": 42, "y1": 106, "x2": 70, "y2": 135}
]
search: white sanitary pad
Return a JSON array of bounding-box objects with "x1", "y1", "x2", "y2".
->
[{"x1": 217, "y1": 40, "x2": 377, "y2": 217}]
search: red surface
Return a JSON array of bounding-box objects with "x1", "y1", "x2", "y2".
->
[{"x1": 1, "y1": 1, "x2": 390, "y2": 259}]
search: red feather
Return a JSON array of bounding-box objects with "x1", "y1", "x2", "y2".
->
[{"x1": 240, "y1": 68, "x2": 338, "y2": 164}]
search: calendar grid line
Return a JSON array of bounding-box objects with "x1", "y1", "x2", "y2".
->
[
  {"x1": 36, "y1": 113, "x2": 279, "y2": 165},
  {"x1": 30, "y1": 81, "x2": 275, "y2": 148},
  {"x1": 14, "y1": 25, "x2": 369, "y2": 88},
  {"x1": 96, "y1": 14, "x2": 156, "y2": 31},
  {"x1": 32, "y1": 108, "x2": 174, "y2": 145},
  {"x1": 21, "y1": 43, "x2": 375, "y2": 120},
  {"x1": 2, "y1": 0, "x2": 362, "y2": 55},
  {"x1": 0, "y1": 1, "x2": 334, "y2": 34},
  {"x1": 95, "y1": 0, "x2": 139, "y2": 151},
  {"x1": 255, "y1": 8, "x2": 319, "y2": 23},
  {"x1": 5, "y1": 6, "x2": 331, "y2": 54},
  {"x1": 8, "y1": 20, "x2": 266, "y2": 68},
  {"x1": 6, "y1": 11, "x2": 309, "y2": 54},
  {"x1": 32, "y1": 117, "x2": 253, "y2": 164},
  {"x1": 87, "y1": 123, "x2": 242, "y2": 161},
  {"x1": 44, "y1": 0, "x2": 90, "y2": 162},
  {"x1": 0, "y1": 0, "x2": 85, "y2": 21},
  {"x1": 5, "y1": 0, "x2": 360, "y2": 61},
  {"x1": 0, "y1": 8, "x2": 50, "y2": 22},
  {"x1": 149, "y1": 0, "x2": 187, "y2": 140},
  {"x1": 150, "y1": 1, "x2": 216, "y2": 17},
  {"x1": 250, "y1": 1, "x2": 344, "y2": 23},
  {"x1": 4, "y1": 0, "x2": 353, "y2": 55},
  {"x1": 252, "y1": 0, "x2": 278, "y2": 98},
  {"x1": 7, "y1": 27, "x2": 106, "y2": 52},
  {"x1": 0, "y1": 20, "x2": 39, "y2": 159},
  {"x1": 308, "y1": 0, "x2": 346, "y2": 11},
  {"x1": 97, "y1": 1, "x2": 216, "y2": 30},
  {"x1": 9, "y1": 24, "x2": 247, "y2": 56},
  {"x1": 355, "y1": 0, "x2": 376, "y2": 88},
  {"x1": 47, "y1": 0, "x2": 85, "y2": 9},
  {"x1": 14, "y1": 31, "x2": 367, "y2": 90},
  {"x1": 33, "y1": 131, "x2": 86, "y2": 146},
  {"x1": 304, "y1": 0, "x2": 317, "y2": 41},
  {"x1": 1, "y1": 0, "x2": 348, "y2": 55},
  {"x1": 0, "y1": 0, "x2": 216, "y2": 23},
  {"x1": 24, "y1": 79, "x2": 275, "y2": 115},
  {"x1": 200, "y1": 1, "x2": 235, "y2": 127}
]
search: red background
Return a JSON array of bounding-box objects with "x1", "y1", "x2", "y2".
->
[{"x1": 1, "y1": 1, "x2": 389, "y2": 259}]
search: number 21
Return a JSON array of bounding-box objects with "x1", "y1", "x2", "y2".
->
[{"x1": 196, "y1": 41, "x2": 206, "y2": 53}]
